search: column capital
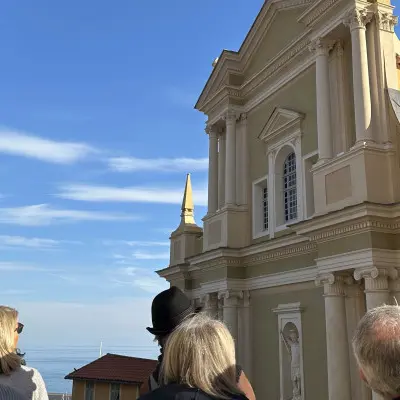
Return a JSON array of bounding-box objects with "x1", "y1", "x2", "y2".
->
[
  {"x1": 205, "y1": 124, "x2": 218, "y2": 137},
  {"x1": 224, "y1": 110, "x2": 238, "y2": 124},
  {"x1": 335, "y1": 41, "x2": 344, "y2": 57},
  {"x1": 309, "y1": 38, "x2": 335, "y2": 56},
  {"x1": 218, "y1": 290, "x2": 243, "y2": 306},
  {"x1": 354, "y1": 266, "x2": 398, "y2": 292},
  {"x1": 344, "y1": 8, "x2": 373, "y2": 31},
  {"x1": 375, "y1": 11, "x2": 398, "y2": 33},
  {"x1": 315, "y1": 273, "x2": 347, "y2": 296},
  {"x1": 238, "y1": 112, "x2": 247, "y2": 123}
]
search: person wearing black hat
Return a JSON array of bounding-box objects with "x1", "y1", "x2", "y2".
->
[{"x1": 141, "y1": 287, "x2": 255, "y2": 400}]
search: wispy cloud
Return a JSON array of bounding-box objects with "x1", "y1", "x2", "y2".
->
[
  {"x1": 0, "y1": 128, "x2": 97, "y2": 164},
  {"x1": 56, "y1": 184, "x2": 208, "y2": 206},
  {"x1": 0, "y1": 235, "x2": 81, "y2": 249},
  {"x1": 0, "y1": 204, "x2": 140, "y2": 226},
  {"x1": 132, "y1": 251, "x2": 170, "y2": 260},
  {"x1": 104, "y1": 240, "x2": 169, "y2": 247},
  {"x1": 0, "y1": 262, "x2": 57, "y2": 272},
  {"x1": 108, "y1": 156, "x2": 208, "y2": 173}
]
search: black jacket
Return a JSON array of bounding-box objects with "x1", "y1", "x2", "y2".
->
[{"x1": 138, "y1": 384, "x2": 248, "y2": 400}]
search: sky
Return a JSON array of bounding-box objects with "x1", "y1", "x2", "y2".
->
[
  {"x1": 2, "y1": 0, "x2": 400, "y2": 359},
  {"x1": 0, "y1": 0, "x2": 265, "y2": 354}
]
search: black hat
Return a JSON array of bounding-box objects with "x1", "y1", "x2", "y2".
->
[{"x1": 146, "y1": 286, "x2": 201, "y2": 336}]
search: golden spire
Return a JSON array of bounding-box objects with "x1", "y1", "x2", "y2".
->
[{"x1": 180, "y1": 173, "x2": 196, "y2": 226}]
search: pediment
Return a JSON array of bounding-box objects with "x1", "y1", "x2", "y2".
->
[
  {"x1": 195, "y1": 0, "x2": 314, "y2": 112},
  {"x1": 258, "y1": 107, "x2": 304, "y2": 144}
]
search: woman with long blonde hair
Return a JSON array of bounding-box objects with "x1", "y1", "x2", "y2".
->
[
  {"x1": 0, "y1": 306, "x2": 48, "y2": 400},
  {"x1": 138, "y1": 312, "x2": 249, "y2": 400}
]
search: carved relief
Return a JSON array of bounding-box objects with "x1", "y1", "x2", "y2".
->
[
  {"x1": 308, "y1": 38, "x2": 335, "y2": 56},
  {"x1": 376, "y1": 12, "x2": 398, "y2": 33},
  {"x1": 343, "y1": 8, "x2": 373, "y2": 31}
]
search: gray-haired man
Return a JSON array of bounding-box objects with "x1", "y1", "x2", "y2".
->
[{"x1": 352, "y1": 305, "x2": 400, "y2": 400}]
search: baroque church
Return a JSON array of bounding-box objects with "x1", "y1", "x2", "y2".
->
[{"x1": 157, "y1": 0, "x2": 400, "y2": 399}]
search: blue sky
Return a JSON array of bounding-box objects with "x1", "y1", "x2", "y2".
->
[
  {"x1": 0, "y1": 0, "x2": 264, "y2": 352},
  {"x1": 2, "y1": 0, "x2": 400, "y2": 356}
]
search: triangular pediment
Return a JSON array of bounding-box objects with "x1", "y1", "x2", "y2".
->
[
  {"x1": 258, "y1": 107, "x2": 304, "y2": 144},
  {"x1": 195, "y1": 0, "x2": 314, "y2": 112}
]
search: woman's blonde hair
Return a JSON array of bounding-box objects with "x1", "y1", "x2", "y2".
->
[
  {"x1": 0, "y1": 306, "x2": 21, "y2": 375},
  {"x1": 160, "y1": 313, "x2": 242, "y2": 399}
]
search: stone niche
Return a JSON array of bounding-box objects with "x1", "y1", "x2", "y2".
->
[{"x1": 273, "y1": 303, "x2": 305, "y2": 400}]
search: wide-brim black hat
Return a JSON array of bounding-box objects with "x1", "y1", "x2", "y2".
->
[{"x1": 146, "y1": 286, "x2": 202, "y2": 336}]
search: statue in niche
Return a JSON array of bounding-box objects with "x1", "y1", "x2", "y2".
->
[{"x1": 280, "y1": 327, "x2": 301, "y2": 400}]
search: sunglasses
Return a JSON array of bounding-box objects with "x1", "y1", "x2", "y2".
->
[{"x1": 15, "y1": 322, "x2": 24, "y2": 334}]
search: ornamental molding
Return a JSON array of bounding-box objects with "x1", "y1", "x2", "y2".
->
[
  {"x1": 376, "y1": 11, "x2": 398, "y2": 33},
  {"x1": 272, "y1": 302, "x2": 304, "y2": 314},
  {"x1": 343, "y1": 7, "x2": 373, "y2": 31},
  {"x1": 298, "y1": 0, "x2": 346, "y2": 27},
  {"x1": 243, "y1": 241, "x2": 316, "y2": 267},
  {"x1": 354, "y1": 266, "x2": 398, "y2": 282}
]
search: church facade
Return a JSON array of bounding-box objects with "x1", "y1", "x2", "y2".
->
[{"x1": 157, "y1": 1, "x2": 400, "y2": 399}]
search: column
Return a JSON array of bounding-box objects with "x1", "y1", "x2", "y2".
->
[
  {"x1": 354, "y1": 267, "x2": 395, "y2": 400},
  {"x1": 219, "y1": 290, "x2": 242, "y2": 349},
  {"x1": 345, "y1": 279, "x2": 370, "y2": 400},
  {"x1": 201, "y1": 292, "x2": 219, "y2": 319},
  {"x1": 311, "y1": 38, "x2": 335, "y2": 161},
  {"x1": 345, "y1": 8, "x2": 373, "y2": 143},
  {"x1": 240, "y1": 291, "x2": 252, "y2": 379},
  {"x1": 218, "y1": 132, "x2": 226, "y2": 209},
  {"x1": 267, "y1": 150, "x2": 276, "y2": 238},
  {"x1": 366, "y1": 19, "x2": 380, "y2": 142},
  {"x1": 206, "y1": 125, "x2": 219, "y2": 214},
  {"x1": 236, "y1": 113, "x2": 249, "y2": 206},
  {"x1": 225, "y1": 111, "x2": 237, "y2": 206},
  {"x1": 316, "y1": 273, "x2": 352, "y2": 400}
]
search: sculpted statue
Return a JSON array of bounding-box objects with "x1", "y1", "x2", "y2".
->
[{"x1": 280, "y1": 328, "x2": 301, "y2": 400}]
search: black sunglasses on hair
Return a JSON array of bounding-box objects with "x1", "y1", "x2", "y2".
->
[{"x1": 15, "y1": 322, "x2": 24, "y2": 334}]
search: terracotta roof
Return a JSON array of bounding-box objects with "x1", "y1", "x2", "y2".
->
[{"x1": 65, "y1": 353, "x2": 157, "y2": 385}]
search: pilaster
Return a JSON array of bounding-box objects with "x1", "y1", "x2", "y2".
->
[
  {"x1": 224, "y1": 110, "x2": 237, "y2": 206},
  {"x1": 206, "y1": 124, "x2": 219, "y2": 214},
  {"x1": 219, "y1": 290, "x2": 243, "y2": 346},
  {"x1": 201, "y1": 292, "x2": 219, "y2": 319}
]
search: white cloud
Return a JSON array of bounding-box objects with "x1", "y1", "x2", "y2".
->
[
  {"x1": 0, "y1": 235, "x2": 80, "y2": 249},
  {"x1": 104, "y1": 240, "x2": 169, "y2": 247},
  {"x1": 0, "y1": 128, "x2": 97, "y2": 164},
  {"x1": 0, "y1": 204, "x2": 140, "y2": 226},
  {"x1": 56, "y1": 184, "x2": 208, "y2": 206},
  {"x1": 0, "y1": 262, "x2": 56, "y2": 272},
  {"x1": 108, "y1": 156, "x2": 208, "y2": 173},
  {"x1": 132, "y1": 251, "x2": 170, "y2": 260}
]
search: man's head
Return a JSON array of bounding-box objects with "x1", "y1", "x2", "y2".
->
[{"x1": 352, "y1": 305, "x2": 400, "y2": 398}]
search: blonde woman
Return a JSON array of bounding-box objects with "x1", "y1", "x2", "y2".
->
[
  {"x1": 0, "y1": 306, "x2": 48, "y2": 400},
  {"x1": 138, "y1": 313, "x2": 250, "y2": 400}
]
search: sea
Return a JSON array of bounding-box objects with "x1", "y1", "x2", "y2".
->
[{"x1": 23, "y1": 345, "x2": 159, "y2": 394}]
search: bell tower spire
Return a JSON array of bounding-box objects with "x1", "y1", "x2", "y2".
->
[
  {"x1": 180, "y1": 173, "x2": 196, "y2": 227},
  {"x1": 168, "y1": 173, "x2": 203, "y2": 267}
]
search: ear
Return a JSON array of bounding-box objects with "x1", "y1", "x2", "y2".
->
[{"x1": 359, "y1": 368, "x2": 367, "y2": 382}]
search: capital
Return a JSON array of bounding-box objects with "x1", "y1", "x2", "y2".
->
[
  {"x1": 344, "y1": 8, "x2": 373, "y2": 31},
  {"x1": 238, "y1": 113, "x2": 247, "y2": 123},
  {"x1": 315, "y1": 273, "x2": 346, "y2": 296},
  {"x1": 376, "y1": 11, "x2": 398, "y2": 33},
  {"x1": 201, "y1": 292, "x2": 218, "y2": 308},
  {"x1": 309, "y1": 38, "x2": 335, "y2": 56},
  {"x1": 335, "y1": 41, "x2": 344, "y2": 57},
  {"x1": 218, "y1": 290, "x2": 243, "y2": 307},
  {"x1": 205, "y1": 124, "x2": 217, "y2": 137},
  {"x1": 224, "y1": 110, "x2": 238, "y2": 124},
  {"x1": 354, "y1": 266, "x2": 398, "y2": 292}
]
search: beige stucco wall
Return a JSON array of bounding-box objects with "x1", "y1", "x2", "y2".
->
[
  {"x1": 251, "y1": 282, "x2": 327, "y2": 400},
  {"x1": 121, "y1": 384, "x2": 140, "y2": 400},
  {"x1": 71, "y1": 381, "x2": 84, "y2": 400},
  {"x1": 245, "y1": 7, "x2": 307, "y2": 79},
  {"x1": 248, "y1": 67, "x2": 317, "y2": 186}
]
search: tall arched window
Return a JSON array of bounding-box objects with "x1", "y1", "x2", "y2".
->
[{"x1": 283, "y1": 152, "x2": 297, "y2": 222}]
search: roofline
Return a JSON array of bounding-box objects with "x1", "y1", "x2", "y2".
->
[
  {"x1": 64, "y1": 376, "x2": 143, "y2": 386},
  {"x1": 194, "y1": 1, "x2": 270, "y2": 110}
]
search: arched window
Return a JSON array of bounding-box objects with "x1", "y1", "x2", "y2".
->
[{"x1": 283, "y1": 152, "x2": 297, "y2": 222}]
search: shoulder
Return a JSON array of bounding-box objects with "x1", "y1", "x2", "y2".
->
[{"x1": 20, "y1": 366, "x2": 48, "y2": 399}]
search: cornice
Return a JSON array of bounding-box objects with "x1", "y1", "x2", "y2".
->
[
  {"x1": 243, "y1": 241, "x2": 316, "y2": 267},
  {"x1": 197, "y1": 0, "x2": 313, "y2": 113},
  {"x1": 298, "y1": 0, "x2": 347, "y2": 26},
  {"x1": 292, "y1": 204, "x2": 400, "y2": 243}
]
